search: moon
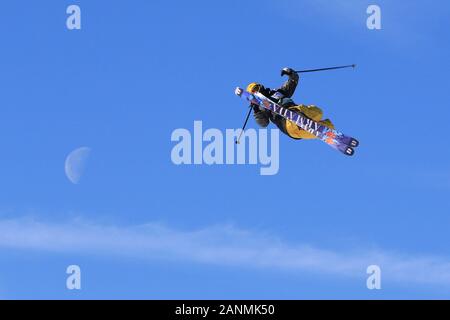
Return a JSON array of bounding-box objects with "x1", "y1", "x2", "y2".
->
[{"x1": 65, "y1": 147, "x2": 91, "y2": 184}]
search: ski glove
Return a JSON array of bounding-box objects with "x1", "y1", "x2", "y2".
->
[{"x1": 281, "y1": 67, "x2": 296, "y2": 77}]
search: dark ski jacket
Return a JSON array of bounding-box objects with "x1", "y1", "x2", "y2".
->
[{"x1": 252, "y1": 72, "x2": 300, "y2": 138}]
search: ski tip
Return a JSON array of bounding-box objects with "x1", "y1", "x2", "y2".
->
[
  {"x1": 351, "y1": 139, "x2": 360, "y2": 148},
  {"x1": 344, "y1": 147, "x2": 355, "y2": 156},
  {"x1": 234, "y1": 87, "x2": 244, "y2": 97}
]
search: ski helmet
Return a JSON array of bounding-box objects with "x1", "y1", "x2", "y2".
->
[{"x1": 246, "y1": 83, "x2": 262, "y2": 93}]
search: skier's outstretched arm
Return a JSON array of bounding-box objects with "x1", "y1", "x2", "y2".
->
[{"x1": 278, "y1": 67, "x2": 299, "y2": 98}]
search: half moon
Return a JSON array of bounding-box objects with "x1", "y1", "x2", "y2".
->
[{"x1": 65, "y1": 147, "x2": 91, "y2": 184}]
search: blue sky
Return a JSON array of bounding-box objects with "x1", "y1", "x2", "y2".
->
[{"x1": 0, "y1": 0, "x2": 450, "y2": 299}]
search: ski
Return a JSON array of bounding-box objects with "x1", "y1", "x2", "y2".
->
[
  {"x1": 253, "y1": 91, "x2": 359, "y2": 149},
  {"x1": 236, "y1": 88, "x2": 358, "y2": 156}
]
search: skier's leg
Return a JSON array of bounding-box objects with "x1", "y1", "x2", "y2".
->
[
  {"x1": 296, "y1": 104, "x2": 323, "y2": 122},
  {"x1": 319, "y1": 119, "x2": 335, "y2": 129},
  {"x1": 252, "y1": 106, "x2": 270, "y2": 128},
  {"x1": 269, "y1": 113, "x2": 302, "y2": 140}
]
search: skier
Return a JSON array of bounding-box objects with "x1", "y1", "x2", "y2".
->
[{"x1": 235, "y1": 67, "x2": 335, "y2": 140}]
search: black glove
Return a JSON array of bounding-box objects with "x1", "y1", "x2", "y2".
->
[{"x1": 281, "y1": 67, "x2": 296, "y2": 77}]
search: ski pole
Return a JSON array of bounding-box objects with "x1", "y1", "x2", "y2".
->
[
  {"x1": 235, "y1": 106, "x2": 253, "y2": 144},
  {"x1": 295, "y1": 64, "x2": 356, "y2": 74}
]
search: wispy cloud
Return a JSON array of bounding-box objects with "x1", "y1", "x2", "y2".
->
[
  {"x1": 272, "y1": 0, "x2": 442, "y2": 49},
  {"x1": 0, "y1": 218, "x2": 450, "y2": 287}
]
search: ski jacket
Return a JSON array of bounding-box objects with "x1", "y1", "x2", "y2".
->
[
  {"x1": 252, "y1": 73, "x2": 334, "y2": 139},
  {"x1": 253, "y1": 73, "x2": 301, "y2": 138}
]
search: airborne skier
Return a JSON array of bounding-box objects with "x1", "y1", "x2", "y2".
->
[
  {"x1": 235, "y1": 65, "x2": 359, "y2": 156},
  {"x1": 235, "y1": 67, "x2": 335, "y2": 140}
]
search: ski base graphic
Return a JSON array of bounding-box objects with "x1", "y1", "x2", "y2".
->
[{"x1": 237, "y1": 88, "x2": 359, "y2": 156}]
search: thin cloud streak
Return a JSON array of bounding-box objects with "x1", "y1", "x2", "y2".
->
[{"x1": 0, "y1": 218, "x2": 449, "y2": 287}]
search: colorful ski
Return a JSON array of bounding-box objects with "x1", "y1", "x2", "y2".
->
[{"x1": 236, "y1": 88, "x2": 358, "y2": 156}]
